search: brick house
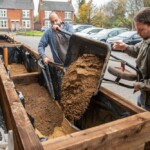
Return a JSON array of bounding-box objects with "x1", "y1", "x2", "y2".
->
[
  {"x1": 38, "y1": 0, "x2": 74, "y2": 28},
  {"x1": 0, "y1": 0, "x2": 34, "y2": 31}
]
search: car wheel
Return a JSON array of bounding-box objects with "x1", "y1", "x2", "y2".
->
[{"x1": 101, "y1": 39, "x2": 106, "y2": 42}]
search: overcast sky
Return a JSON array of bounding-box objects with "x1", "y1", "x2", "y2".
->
[{"x1": 33, "y1": 0, "x2": 110, "y2": 16}]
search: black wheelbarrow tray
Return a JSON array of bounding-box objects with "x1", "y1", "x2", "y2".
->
[{"x1": 0, "y1": 34, "x2": 150, "y2": 150}]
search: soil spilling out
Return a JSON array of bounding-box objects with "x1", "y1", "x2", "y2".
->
[
  {"x1": 60, "y1": 54, "x2": 104, "y2": 122},
  {"x1": 48, "y1": 116, "x2": 77, "y2": 138},
  {"x1": 8, "y1": 64, "x2": 28, "y2": 76}
]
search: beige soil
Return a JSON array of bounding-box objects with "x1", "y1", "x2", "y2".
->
[
  {"x1": 10, "y1": 63, "x2": 77, "y2": 138},
  {"x1": 16, "y1": 83, "x2": 63, "y2": 136},
  {"x1": 8, "y1": 64, "x2": 28, "y2": 76},
  {"x1": 48, "y1": 116, "x2": 77, "y2": 138},
  {"x1": 60, "y1": 54, "x2": 104, "y2": 122},
  {"x1": 0, "y1": 40, "x2": 6, "y2": 43},
  {"x1": 35, "y1": 116, "x2": 77, "y2": 139}
]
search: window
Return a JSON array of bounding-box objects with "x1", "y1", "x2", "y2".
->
[
  {"x1": 0, "y1": 20, "x2": 8, "y2": 28},
  {"x1": 109, "y1": 31, "x2": 118, "y2": 37},
  {"x1": 118, "y1": 29, "x2": 128, "y2": 34},
  {"x1": 45, "y1": 20, "x2": 51, "y2": 27},
  {"x1": 65, "y1": 21, "x2": 72, "y2": 24},
  {"x1": 22, "y1": 20, "x2": 30, "y2": 28},
  {"x1": 22, "y1": 10, "x2": 30, "y2": 18},
  {"x1": 65, "y1": 12, "x2": 71, "y2": 19},
  {"x1": 45, "y1": 11, "x2": 51, "y2": 19},
  {"x1": 133, "y1": 34, "x2": 140, "y2": 39},
  {"x1": 0, "y1": 9, "x2": 7, "y2": 17}
]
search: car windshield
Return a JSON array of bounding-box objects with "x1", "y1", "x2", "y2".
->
[
  {"x1": 97, "y1": 29, "x2": 111, "y2": 35},
  {"x1": 81, "y1": 28, "x2": 95, "y2": 33},
  {"x1": 117, "y1": 31, "x2": 136, "y2": 38},
  {"x1": 73, "y1": 25, "x2": 81, "y2": 29},
  {"x1": 73, "y1": 25, "x2": 90, "y2": 29}
]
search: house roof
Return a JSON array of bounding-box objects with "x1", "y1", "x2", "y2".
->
[
  {"x1": 0, "y1": 0, "x2": 34, "y2": 10},
  {"x1": 39, "y1": 1, "x2": 74, "y2": 12}
]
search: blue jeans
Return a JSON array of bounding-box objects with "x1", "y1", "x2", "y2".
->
[{"x1": 137, "y1": 94, "x2": 150, "y2": 111}]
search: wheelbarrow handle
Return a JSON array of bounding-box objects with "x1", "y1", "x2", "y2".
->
[
  {"x1": 110, "y1": 53, "x2": 143, "y2": 81},
  {"x1": 103, "y1": 78, "x2": 134, "y2": 89},
  {"x1": 57, "y1": 28, "x2": 72, "y2": 36}
]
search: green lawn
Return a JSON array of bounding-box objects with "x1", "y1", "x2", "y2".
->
[{"x1": 16, "y1": 30, "x2": 43, "y2": 36}]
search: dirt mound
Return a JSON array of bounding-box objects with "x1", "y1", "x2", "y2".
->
[
  {"x1": 16, "y1": 83, "x2": 63, "y2": 136},
  {"x1": 60, "y1": 54, "x2": 103, "y2": 122}
]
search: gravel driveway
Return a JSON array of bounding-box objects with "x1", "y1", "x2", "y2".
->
[{"x1": 14, "y1": 34, "x2": 139, "y2": 105}]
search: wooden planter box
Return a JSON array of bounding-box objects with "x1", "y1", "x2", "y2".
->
[{"x1": 0, "y1": 34, "x2": 150, "y2": 150}]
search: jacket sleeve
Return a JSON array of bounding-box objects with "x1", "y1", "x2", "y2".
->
[
  {"x1": 138, "y1": 47, "x2": 150, "y2": 91},
  {"x1": 38, "y1": 30, "x2": 50, "y2": 59},
  {"x1": 125, "y1": 41, "x2": 143, "y2": 58},
  {"x1": 64, "y1": 22, "x2": 74, "y2": 32},
  {"x1": 62, "y1": 22, "x2": 74, "y2": 39},
  {"x1": 138, "y1": 80, "x2": 150, "y2": 91}
]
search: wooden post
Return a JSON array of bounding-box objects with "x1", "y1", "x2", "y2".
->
[{"x1": 3, "y1": 47, "x2": 8, "y2": 66}]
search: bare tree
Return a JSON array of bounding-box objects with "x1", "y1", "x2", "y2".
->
[
  {"x1": 126, "y1": 0, "x2": 144, "y2": 29},
  {"x1": 144, "y1": 0, "x2": 150, "y2": 6}
]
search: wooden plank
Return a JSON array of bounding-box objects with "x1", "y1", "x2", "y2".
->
[
  {"x1": 42, "y1": 112, "x2": 150, "y2": 150},
  {"x1": 99, "y1": 86, "x2": 145, "y2": 114},
  {"x1": 4, "y1": 34, "x2": 21, "y2": 44},
  {"x1": 11, "y1": 72, "x2": 40, "y2": 85},
  {"x1": 0, "y1": 43, "x2": 22, "y2": 47},
  {"x1": 0, "y1": 59, "x2": 43, "y2": 150},
  {"x1": 3, "y1": 47, "x2": 8, "y2": 66},
  {"x1": 21, "y1": 44, "x2": 40, "y2": 60}
]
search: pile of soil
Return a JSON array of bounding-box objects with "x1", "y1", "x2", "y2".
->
[
  {"x1": 8, "y1": 64, "x2": 28, "y2": 76},
  {"x1": 48, "y1": 116, "x2": 77, "y2": 138},
  {"x1": 16, "y1": 83, "x2": 63, "y2": 136},
  {"x1": 10, "y1": 63, "x2": 77, "y2": 138},
  {"x1": 35, "y1": 116, "x2": 77, "y2": 139},
  {"x1": 60, "y1": 54, "x2": 104, "y2": 122}
]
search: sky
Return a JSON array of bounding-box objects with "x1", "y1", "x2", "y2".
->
[{"x1": 33, "y1": 0, "x2": 110, "y2": 16}]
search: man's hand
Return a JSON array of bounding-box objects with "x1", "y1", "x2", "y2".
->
[
  {"x1": 43, "y1": 57, "x2": 52, "y2": 64},
  {"x1": 52, "y1": 24, "x2": 60, "y2": 31},
  {"x1": 133, "y1": 82, "x2": 140, "y2": 92},
  {"x1": 113, "y1": 41, "x2": 128, "y2": 51}
]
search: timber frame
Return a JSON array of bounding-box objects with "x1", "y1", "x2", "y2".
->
[{"x1": 0, "y1": 34, "x2": 150, "y2": 150}]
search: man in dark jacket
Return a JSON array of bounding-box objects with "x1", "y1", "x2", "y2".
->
[
  {"x1": 113, "y1": 7, "x2": 150, "y2": 110},
  {"x1": 38, "y1": 12, "x2": 74, "y2": 64}
]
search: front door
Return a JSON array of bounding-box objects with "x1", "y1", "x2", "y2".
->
[
  {"x1": 16, "y1": 21, "x2": 20, "y2": 31},
  {"x1": 11, "y1": 21, "x2": 15, "y2": 31}
]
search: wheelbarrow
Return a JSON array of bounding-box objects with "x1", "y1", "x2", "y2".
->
[
  {"x1": 38, "y1": 28, "x2": 111, "y2": 99},
  {"x1": 58, "y1": 28, "x2": 143, "y2": 90}
]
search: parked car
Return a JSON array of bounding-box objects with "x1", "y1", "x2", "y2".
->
[
  {"x1": 75, "y1": 27, "x2": 104, "y2": 37},
  {"x1": 73, "y1": 24, "x2": 93, "y2": 32},
  {"x1": 41, "y1": 26, "x2": 49, "y2": 32},
  {"x1": 90, "y1": 28, "x2": 129, "y2": 42},
  {"x1": 107, "y1": 31, "x2": 142, "y2": 50}
]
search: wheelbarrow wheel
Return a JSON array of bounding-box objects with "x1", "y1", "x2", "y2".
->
[{"x1": 108, "y1": 65, "x2": 137, "y2": 81}]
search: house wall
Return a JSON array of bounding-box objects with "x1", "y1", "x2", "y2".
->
[
  {"x1": 39, "y1": 10, "x2": 74, "y2": 28},
  {"x1": 0, "y1": 9, "x2": 34, "y2": 31},
  {"x1": 7, "y1": 9, "x2": 34, "y2": 30},
  {"x1": 39, "y1": 10, "x2": 45, "y2": 27},
  {"x1": 30, "y1": 10, "x2": 34, "y2": 30},
  {"x1": 7, "y1": 9, "x2": 22, "y2": 31}
]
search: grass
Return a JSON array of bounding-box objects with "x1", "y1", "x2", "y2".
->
[{"x1": 16, "y1": 30, "x2": 43, "y2": 36}]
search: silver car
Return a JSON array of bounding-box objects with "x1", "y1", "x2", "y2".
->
[{"x1": 90, "y1": 28, "x2": 129, "y2": 42}]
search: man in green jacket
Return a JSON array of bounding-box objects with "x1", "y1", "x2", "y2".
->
[{"x1": 113, "y1": 7, "x2": 150, "y2": 110}]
